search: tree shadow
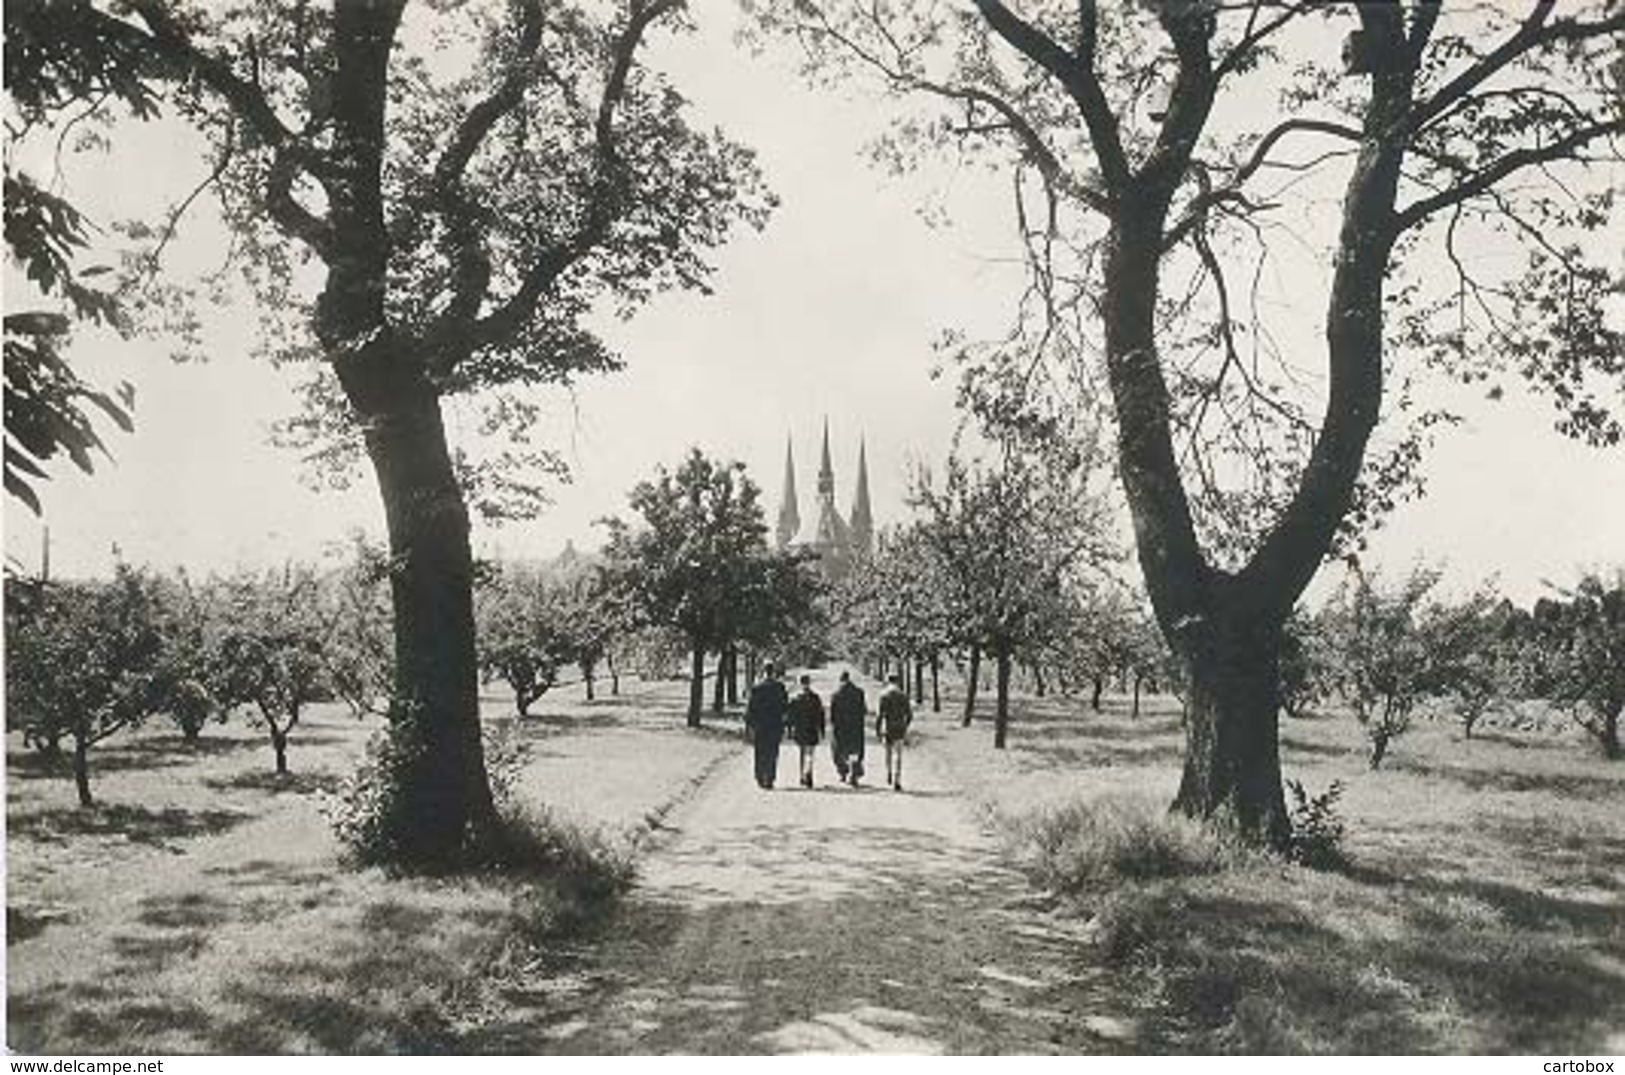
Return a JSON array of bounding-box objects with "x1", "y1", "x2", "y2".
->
[
  {"x1": 203, "y1": 770, "x2": 342, "y2": 796},
  {"x1": 463, "y1": 869, "x2": 1145, "y2": 1054},
  {"x1": 1059, "y1": 866, "x2": 1624, "y2": 1054},
  {"x1": 8, "y1": 803, "x2": 251, "y2": 849},
  {"x1": 1391, "y1": 758, "x2": 1623, "y2": 801},
  {"x1": 91, "y1": 735, "x2": 269, "y2": 772},
  {"x1": 8, "y1": 983, "x2": 215, "y2": 1055}
]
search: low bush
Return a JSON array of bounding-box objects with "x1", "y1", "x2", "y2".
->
[
  {"x1": 1283, "y1": 779, "x2": 1348, "y2": 872},
  {"x1": 327, "y1": 722, "x2": 633, "y2": 914}
]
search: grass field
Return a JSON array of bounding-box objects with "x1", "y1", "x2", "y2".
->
[
  {"x1": 931, "y1": 686, "x2": 1625, "y2": 1054},
  {"x1": 4, "y1": 676, "x2": 738, "y2": 1054},
  {"x1": 7, "y1": 670, "x2": 1621, "y2": 1055}
]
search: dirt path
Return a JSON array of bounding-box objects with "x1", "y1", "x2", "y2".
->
[{"x1": 471, "y1": 668, "x2": 1142, "y2": 1055}]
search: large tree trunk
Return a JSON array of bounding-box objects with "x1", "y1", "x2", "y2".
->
[
  {"x1": 1090, "y1": 673, "x2": 1104, "y2": 713},
  {"x1": 1171, "y1": 614, "x2": 1291, "y2": 848},
  {"x1": 913, "y1": 659, "x2": 925, "y2": 705},
  {"x1": 584, "y1": 661, "x2": 595, "y2": 702},
  {"x1": 930, "y1": 652, "x2": 940, "y2": 713},
  {"x1": 993, "y1": 649, "x2": 1012, "y2": 749},
  {"x1": 712, "y1": 648, "x2": 726, "y2": 714},
  {"x1": 962, "y1": 645, "x2": 980, "y2": 727},
  {"x1": 1132, "y1": 672, "x2": 1145, "y2": 720},
  {"x1": 367, "y1": 389, "x2": 496, "y2": 864},
  {"x1": 316, "y1": 1, "x2": 493, "y2": 869},
  {"x1": 607, "y1": 651, "x2": 619, "y2": 696},
  {"x1": 72, "y1": 734, "x2": 93, "y2": 808},
  {"x1": 1033, "y1": 664, "x2": 1047, "y2": 698},
  {"x1": 688, "y1": 645, "x2": 706, "y2": 727}
]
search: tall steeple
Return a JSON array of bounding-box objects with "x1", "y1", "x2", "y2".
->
[
  {"x1": 775, "y1": 435, "x2": 800, "y2": 549},
  {"x1": 849, "y1": 436, "x2": 873, "y2": 557},
  {"x1": 817, "y1": 417, "x2": 835, "y2": 497},
  {"x1": 811, "y1": 416, "x2": 850, "y2": 572}
]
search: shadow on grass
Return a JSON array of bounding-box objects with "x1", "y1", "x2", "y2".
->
[
  {"x1": 203, "y1": 770, "x2": 342, "y2": 796},
  {"x1": 1392, "y1": 758, "x2": 1623, "y2": 801},
  {"x1": 8, "y1": 986, "x2": 215, "y2": 1055},
  {"x1": 1059, "y1": 866, "x2": 1624, "y2": 1054},
  {"x1": 8, "y1": 803, "x2": 251, "y2": 849}
]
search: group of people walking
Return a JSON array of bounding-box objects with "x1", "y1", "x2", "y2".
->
[{"x1": 744, "y1": 665, "x2": 914, "y2": 791}]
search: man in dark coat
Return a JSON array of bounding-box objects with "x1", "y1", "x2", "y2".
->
[
  {"x1": 786, "y1": 674, "x2": 827, "y2": 789},
  {"x1": 744, "y1": 662, "x2": 790, "y2": 789},
  {"x1": 829, "y1": 670, "x2": 868, "y2": 786}
]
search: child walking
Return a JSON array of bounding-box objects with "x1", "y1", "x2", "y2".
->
[{"x1": 876, "y1": 673, "x2": 913, "y2": 792}]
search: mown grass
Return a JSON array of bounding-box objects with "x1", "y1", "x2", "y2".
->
[
  {"x1": 939, "y1": 689, "x2": 1625, "y2": 1055},
  {"x1": 6, "y1": 678, "x2": 728, "y2": 1054}
]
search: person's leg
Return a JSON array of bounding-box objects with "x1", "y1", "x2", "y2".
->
[
  {"x1": 894, "y1": 740, "x2": 904, "y2": 792},
  {"x1": 756, "y1": 732, "x2": 777, "y2": 788}
]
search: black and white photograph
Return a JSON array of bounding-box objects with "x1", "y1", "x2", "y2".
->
[{"x1": 4, "y1": 0, "x2": 1623, "y2": 1058}]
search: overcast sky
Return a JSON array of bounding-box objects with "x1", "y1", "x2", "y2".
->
[{"x1": 6, "y1": 6, "x2": 1622, "y2": 606}]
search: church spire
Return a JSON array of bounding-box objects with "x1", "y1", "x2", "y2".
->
[
  {"x1": 817, "y1": 416, "x2": 834, "y2": 497},
  {"x1": 776, "y1": 435, "x2": 800, "y2": 548},
  {"x1": 811, "y1": 416, "x2": 851, "y2": 575},
  {"x1": 849, "y1": 436, "x2": 873, "y2": 557}
]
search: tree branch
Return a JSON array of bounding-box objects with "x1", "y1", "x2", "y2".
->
[
  {"x1": 973, "y1": 0, "x2": 1130, "y2": 192},
  {"x1": 1408, "y1": 3, "x2": 1625, "y2": 132},
  {"x1": 470, "y1": 0, "x2": 682, "y2": 351},
  {"x1": 1395, "y1": 117, "x2": 1625, "y2": 232},
  {"x1": 424, "y1": 0, "x2": 547, "y2": 371}
]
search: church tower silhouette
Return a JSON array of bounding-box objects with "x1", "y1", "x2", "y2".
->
[{"x1": 775, "y1": 420, "x2": 871, "y2": 581}]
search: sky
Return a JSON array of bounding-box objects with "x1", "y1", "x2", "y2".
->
[{"x1": 5, "y1": 5, "x2": 1623, "y2": 607}]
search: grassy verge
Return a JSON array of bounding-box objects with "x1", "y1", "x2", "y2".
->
[
  {"x1": 997, "y1": 790, "x2": 1621, "y2": 1053},
  {"x1": 935, "y1": 689, "x2": 1624, "y2": 1055}
]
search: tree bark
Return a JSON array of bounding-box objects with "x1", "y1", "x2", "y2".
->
[
  {"x1": 271, "y1": 726, "x2": 289, "y2": 775},
  {"x1": 913, "y1": 659, "x2": 925, "y2": 705},
  {"x1": 962, "y1": 645, "x2": 980, "y2": 727},
  {"x1": 1172, "y1": 613, "x2": 1291, "y2": 848},
  {"x1": 1033, "y1": 664, "x2": 1047, "y2": 698},
  {"x1": 584, "y1": 662, "x2": 595, "y2": 701},
  {"x1": 607, "y1": 651, "x2": 619, "y2": 695},
  {"x1": 1132, "y1": 672, "x2": 1145, "y2": 720},
  {"x1": 1090, "y1": 673, "x2": 1104, "y2": 713},
  {"x1": 72, "y1": 734, "x2": 93, "y2": 808},
  {"x1": 726, "y1": 644, "x2": 739, "y2": 706},
  {"x1": 688, "y1": 644, "x2": 705, "y2": 727},
  {"x1": 994, "y1": 648, "x2": 1013, "y2": 749},
  {"x1": 930, "y1": 652, "x2": 941, "y2": 713},
  {"x1": 1368, "y1": 731, "x2": 1390, "y2": 770},
  {"x1": 712, "y1": 648, "x2": 726, "y2": 714}
]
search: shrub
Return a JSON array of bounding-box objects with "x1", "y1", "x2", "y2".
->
[
  {"x1": 1283, "y1": 779, "x2": 1347, "y2": 871},
  {"x1": 1006, "y1": 794, "x2": 1230, "y2": 894},
  {"x1": 327, "y1": 720, "x2": 633, "y2": 914}
]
